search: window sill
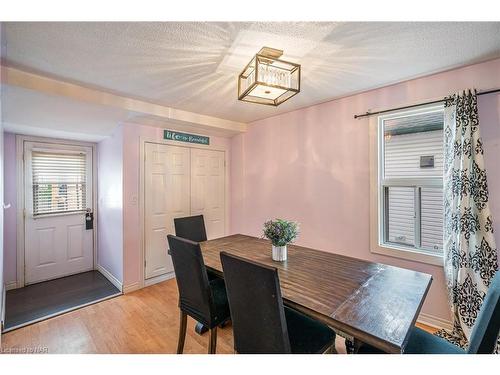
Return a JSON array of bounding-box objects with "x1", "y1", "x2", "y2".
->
[{"x1": 371, "y1": 244, "x2": 443, "y2": 267}]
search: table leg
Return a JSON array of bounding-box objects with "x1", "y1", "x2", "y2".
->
[
  {"x1": 195, "y1": 318, "x2": 229, "y2": 335},
  {"x1": 195, "y1": 321, "x2": 209, "y2": 335},
  {"x1": 345, "y1": 338, "x2": 362, "y2": 354},
  {"x1": 219, "y1": 317, "x2": 230, "y2": 328}
]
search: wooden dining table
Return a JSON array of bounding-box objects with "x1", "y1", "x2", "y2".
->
[{"x1": 200, "y1": 234, "x2": 433, "y2": 354}]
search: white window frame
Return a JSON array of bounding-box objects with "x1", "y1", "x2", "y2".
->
[
  {"x1": 26, "y1": 144, "x2": 92, "y2": 218},
  {"x1": 369, "y1": 104, "x2": 444, "y2": 266}
]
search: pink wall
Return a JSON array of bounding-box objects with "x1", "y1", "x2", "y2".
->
[
  {"x1": 2, "y1": 132, "x2": 16, "y2": 284},
  {"x1": 0, "y1": 21, "x2": 4, "y2": 333},
  {"x1": 97, "y1": 126, "x2": 124, "y2": 283},
  {"x1": 121, "y1": 123, "x2": 232, "y2": 288},
  {"x1": 479, "y1": 90, "x2": 500, "y2": 239},
  {"x1": 230, "y1": 58, "x2": 500, "y2": 321}
]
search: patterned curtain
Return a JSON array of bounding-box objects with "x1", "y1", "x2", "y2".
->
[{"x1": 436, "y1": 89, "x2": 499, "y2": 352}]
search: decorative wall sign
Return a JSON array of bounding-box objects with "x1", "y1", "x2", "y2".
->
[{"x1": 164, "y1": 130, "x2": 209, "y2": 145}]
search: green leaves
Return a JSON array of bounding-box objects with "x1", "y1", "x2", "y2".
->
[{"x1": 263, "y1": 218, "x2": 299, "y2": 247}]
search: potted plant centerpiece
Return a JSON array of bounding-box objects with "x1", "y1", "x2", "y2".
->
[{"x1": 263, "y1": 219, "x2": 299, "y2": 262}]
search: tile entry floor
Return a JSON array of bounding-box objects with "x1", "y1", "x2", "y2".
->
[{"x1": 3, "y1": 271, "x2": 121, "y2": 332}]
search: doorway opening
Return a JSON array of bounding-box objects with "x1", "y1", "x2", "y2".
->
[{"x1": 2, "y1": 136, "x2": 120, "y2": 332}]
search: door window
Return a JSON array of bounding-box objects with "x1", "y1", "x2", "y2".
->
[{"x1": 32, "y1": 151, "x2": 87, "y2": 216}]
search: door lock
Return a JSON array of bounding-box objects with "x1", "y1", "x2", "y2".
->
[{"x1": 85, "y1": 209, "x2": 94, "y2": 230}]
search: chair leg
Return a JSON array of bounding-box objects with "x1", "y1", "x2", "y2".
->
[
  {"x1": 208, "y1": 327, "x2": 217, "y2": 354},
  {"x1": 330, "y1": 343, "x2": 338, "y2": 354},
  {"x1": 177, "y1": 311, "x2": 187, "y2": 354},
  {"x1": 323, "y1": 343, "x2": 337, "y2": 354}
]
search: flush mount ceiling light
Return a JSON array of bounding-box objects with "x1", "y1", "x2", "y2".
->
[{"x1": 238, "y1": 47, "x2": 301, "y2": 106}]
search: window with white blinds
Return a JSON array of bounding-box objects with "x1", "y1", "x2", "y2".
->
[
  {"x1": 32, "y1": 151, "x2": 87, "y2": 216},
  {"x1": 379, "y1": 107, "x2": 444, "y2": 256}
]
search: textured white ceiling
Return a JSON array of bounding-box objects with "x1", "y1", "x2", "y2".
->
[{"x1": 4, "y1": 22, "x2": 500, "y2": 123}]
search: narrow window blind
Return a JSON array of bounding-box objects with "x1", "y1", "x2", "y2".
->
[{"x1": 32, "y1": 151, "x2": 87, "y2": 216}]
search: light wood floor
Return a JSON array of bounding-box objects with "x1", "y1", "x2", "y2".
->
[{"x1": 1, "y1": 278, "x2": 435, "y2": 354}]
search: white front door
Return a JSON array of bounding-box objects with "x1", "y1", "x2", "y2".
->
[
  {"x1": 24, "y1": 141, "x2": 94, "y2": 284},
  {"x1": 190, "y1": 148, "x2": 226, "y2": 239},
  {"x1": 144, "y1": 143, "x2": 190, "y2": 279}
]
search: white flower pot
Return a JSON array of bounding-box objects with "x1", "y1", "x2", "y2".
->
[{"x1": 272, "y1": 245, "x2": 287, "y2": 262}]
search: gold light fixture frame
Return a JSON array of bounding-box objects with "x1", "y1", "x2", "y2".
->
[{"x1": 238, "y1": 47, "x2": 301, "y2": 106}]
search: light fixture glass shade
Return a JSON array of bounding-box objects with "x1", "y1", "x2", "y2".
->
[{"x1": 238, "y1": 49, "x2": 300, "y2": 106}]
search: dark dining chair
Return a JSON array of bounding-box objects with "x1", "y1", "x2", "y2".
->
[
  {"x1": 173, "y1": 214, "x2": 222, "y2": 334},
  {"x1": 174, "y1": 215, "x2": 207, "y2": 243},
  {"x1": 220, "y1": 251, "x2": 336, "y2": 354},
  {"x1": 359, "y1": 271, "x2": 500, "y2": 354},
  {"x1": 167, "y1": 235, "x2": 230, "y2": 354}
]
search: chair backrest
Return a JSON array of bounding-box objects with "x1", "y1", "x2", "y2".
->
[
  {"x1": 174, "y1": 215, "x2": 207, "y2": 243},
  {"x1": 220, "y1": 251, "x2": 291, "y2": 354},
  {"x1": 467, "y1": 271, "x2": 500, "y2": 354},
  {"x1": 167, "y1": 235, "x2": 214, "y2": 326}
]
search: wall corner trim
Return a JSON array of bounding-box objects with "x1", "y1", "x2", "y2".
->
[
  {"x1": 5, "y1": 281, "x2": 18, "y2": 291},
  {"x1": 1, "y1": 283, "x2": 6, "y2": 332},
  {"x1": 122, "y1": 282, "x2": 141, "y2": 294},
  {"x1": 96, "y1": 264, "x2": 123, "y2": 292}
]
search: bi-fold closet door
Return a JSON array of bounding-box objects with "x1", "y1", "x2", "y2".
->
[{"x1": 144, "y1": 143, "x2": 225, "y2": 280}]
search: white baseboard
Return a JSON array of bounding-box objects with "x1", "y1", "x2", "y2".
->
[
  {"x1": 144, "y1": 271, "x2": 175, "y2": 287},
  {"x1": 2, "y1": 282, "x2": 18, "y2": 335},
  {"x1": 1, "y1": 283, "x2": 6, "y2": 332},
  {"x1": 123, "y1": 272, "x2": 175, "y2": 294},
  {"x1": 122, "y1": 282, "x2": 141, "y2": 294},
  {"x1": 96, "y1": 265, "x2": 123, "y2": 292},
  {"x1": 418, "y1": 312, "x2": 453, "y2": 331},
  {"x1": 5, "y1": 281, "x2": 19, "y2": 291}
]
